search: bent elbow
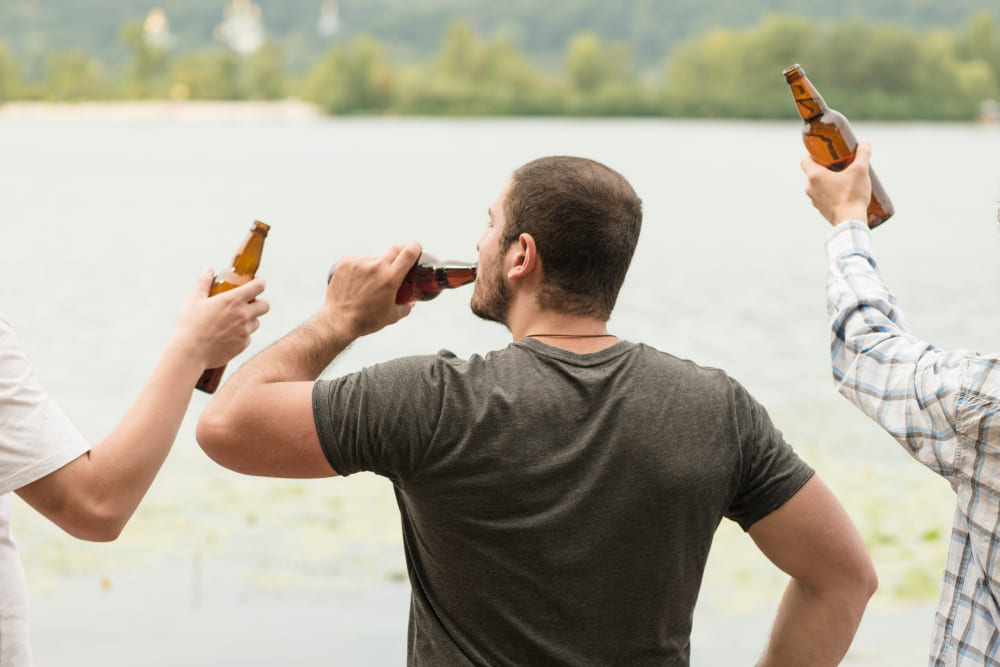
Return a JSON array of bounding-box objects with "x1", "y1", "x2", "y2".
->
[
  {"x1": 848, "y1": 544, "x2": 879, "y2": 601},
  {"x1": 62, "y1": 504, "x2": 127, "y2": 542},
  {"x1": 860, "y1": 560, "x2": 879, "y2": 601},
  {"x1": 78, "y1": 520, "x2": 125, "y2": 543},
  {"x1": 840, "y1": 553, "x2": 878, "y2": 617},
  {"x1": 196, "y1": 410, "x2": 242, "y2": 472}
]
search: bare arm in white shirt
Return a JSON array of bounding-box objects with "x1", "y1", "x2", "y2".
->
[{"x1": 15, "y1": 270, "x2": 269, "y2": 541}]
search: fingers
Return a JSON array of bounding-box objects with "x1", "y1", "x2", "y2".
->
[
  {"x1": 227, "y1": 277, "x2": 267, "y2": 302},
  {"x1": 852, "y1": 140, "x2": 872, "y2": 170},
  {"x1": 248, "y1": 297, "x2": 270, "y2": 318},
  {"x1": 798, "y1": 142, "x2": 874, "y2": 227},
  {"x1": 800, "y1": 154, "x2": 822, "y2": 176},
  {"x1": 800, "y1": 141, "x2": 873, "y2": 173},
  {"x1": 195, "y1": 267, "x2": 215, "y2": 295},
  {"x1": 386, "y1": 241, "x2": 423, "y2": 280}
]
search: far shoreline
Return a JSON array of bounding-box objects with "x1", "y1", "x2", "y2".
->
[
  {"x1": 0, "y1": 98, "x2": 325, "y2": 122},
  {"x1": 0, "y1": 99, "x2": 995, "y2": 125}
]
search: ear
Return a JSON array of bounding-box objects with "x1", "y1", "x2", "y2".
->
[{"x1": 506, "y1": 233, "x2": 539, "y2": 283}]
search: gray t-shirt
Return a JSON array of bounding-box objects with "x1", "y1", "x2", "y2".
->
[{"x1": 313, "y1": 338, "x2": 813, "y2": 666}]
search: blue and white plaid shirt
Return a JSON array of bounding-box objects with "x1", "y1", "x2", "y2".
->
[{"x1": 827, "y1": 220, "x2": 1000, "y2": 666}]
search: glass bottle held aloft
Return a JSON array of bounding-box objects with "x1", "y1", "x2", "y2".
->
[
  {"x1": 195, "y1": 220, "x2": 270, "y2": 394},
  {"x1": 783, "y1": 63, "x2": 894, "y2": 228}
]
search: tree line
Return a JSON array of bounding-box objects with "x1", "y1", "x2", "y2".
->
[{"x1": 0, "y1": 12, "x2": 997, "y2": 120}]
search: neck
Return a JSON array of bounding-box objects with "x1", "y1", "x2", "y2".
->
[{"x1": 510, "y1": 313, "x2": 618, "y2": 353}]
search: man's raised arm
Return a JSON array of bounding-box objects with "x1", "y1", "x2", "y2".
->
[{"x1": 196, "y1": 242, "x2": 421, "y2": 479}]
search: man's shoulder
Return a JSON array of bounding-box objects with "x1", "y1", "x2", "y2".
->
[
  {"x1": 344, "y1": 343, "x2": 742, "y2": 394},
  {"x1": 637, "y1": 343, "x2": 735, "y2": 382}
]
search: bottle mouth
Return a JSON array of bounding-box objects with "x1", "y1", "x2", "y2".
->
[{"x1": 781, "y1": 63, "x2": 802, "y2": 79}]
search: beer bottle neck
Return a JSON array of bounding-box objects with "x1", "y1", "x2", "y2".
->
[
  {"x1": 251, "y1": 220, "x2": 270, "y2": 237},
  {"x1": 230, "y1": 231, "x2": 266, "y2": 275},
  {"x1": 783, "y1": 64, "x2": 828, "y2": 121}
]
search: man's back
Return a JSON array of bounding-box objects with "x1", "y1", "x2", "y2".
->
[{"x1": 314, "y1": 338, "x2": 814, "y2": 665}]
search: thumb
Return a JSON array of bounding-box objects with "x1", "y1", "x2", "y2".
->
[
  {"x1": 854, "y1": 140, "x2": 872, "y2": 169},
  {"x1": 800, "y1": 153, "x2": 822, "y2": 176},
  {"x1": 196, "y1": 267, "x2": 216, "y2": 296}
]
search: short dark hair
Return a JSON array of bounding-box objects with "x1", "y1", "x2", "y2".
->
[{"x1": 503, "y1": 156, "x2": 642, "y2": 320}]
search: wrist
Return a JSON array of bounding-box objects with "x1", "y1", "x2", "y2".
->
[
  {"x1": 308, "y1": 310, "x2": 357, "y2": 352},
  {"x1": 161, "y1": 335, "x2": 211, "y2": 378},
  {"x1": 833, "y1": 205, "x2": 868, "y2": 226}
]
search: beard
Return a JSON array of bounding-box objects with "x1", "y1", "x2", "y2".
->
[{"x1": 470, "y1": 255, "x2": 512, "y2": 326}]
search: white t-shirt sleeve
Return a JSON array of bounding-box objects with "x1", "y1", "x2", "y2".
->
[{"x1": 0, "y1": 313, "x2": 90, "y2": 496}]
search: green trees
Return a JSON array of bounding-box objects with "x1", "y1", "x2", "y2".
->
[
  {"x1": 957, "y1": 12, "x2": 1000, "y2": 94},
  {"x1": 663, "y1": 13, "x2": 1000, "y2": 120},
  {"x1": 564, "y1": 33, "x2": 650, "y2": 114},
  {"x1": 120, "y1": 20, "x2": 170, "y2": 98},
  {"x1": 171, "y1": 50, "x2": 244, "y2": 100},
  {"x1": 0, "y1": 11, "x2": 996, "y2": 120},
  {"x1": 301, "y1": 35, "x2": 393, "y2": 113},
  {"x1": 247, "y1": 42, "x2": 286, "y2": 100},
  {"x1": 168, "y1": 43, "x2": 287, "y2": 101},
  {"x1": 400, "y1": 22, "x2": 555, "y2": 115},
  {"x1": 0, "y1": 43, "x2": 18, "y2": 104},
  {"x1": 301, "y1": 22, "x2": 557, "y2": 115},
  {"x1": 44, "y1": 52, "x2": 104, "y2": 101}
]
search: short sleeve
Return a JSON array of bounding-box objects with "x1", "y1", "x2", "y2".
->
[
  {"x1": 312, "y1": 355, "x2": 445, "y2": 484},
  {"x1": 0, "y1": 313, "x2": 90, "y2": 495},
  {"x1": 725, "y1": 379, "x2": 815, "y2": 531}
]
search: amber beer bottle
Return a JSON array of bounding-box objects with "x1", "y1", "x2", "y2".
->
[
  {"x1": 782, "y1": 63, "x2": 894, "y2": 228},
  {"x1": 394, "y1": 254, "x2": 477, "y2": 304},
  {"x1": 195, "y1": 220, "x2": 270, "y2": 394},
  {"x1": 325, "y1": 253, "x2": 477, "y2": 303}
]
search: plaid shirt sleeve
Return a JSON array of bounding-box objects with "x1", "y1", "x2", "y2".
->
[
  {"x1": 825, "y1": 220, "x2": 964, "y2": 480},
  {"x1": 826, "y1": 220, "x2": 1000, "y2": 665}
]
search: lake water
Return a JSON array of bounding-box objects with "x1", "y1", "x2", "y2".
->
[{"x1": 0, "y1": 112, "x2": 997, "y2": 665}]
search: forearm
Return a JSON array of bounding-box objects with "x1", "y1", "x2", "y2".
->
[
  {"x1": 49, "y1": 340, "x2": 204, "y2": 540},
  {"x1": 757, "y1": 579, "x2": 867, "y2": 667},
  {"x1": 211, "y1": 313, "x2": 353, "y2": 406},
  {"x1": 197, "y1": 243, "x2": 420, "y2": 477},
  {"x1": 216, "y1": 243, "x2": 418, "y2": 392},
  {"x1": 196, "y1": 314, "x2": 358, "y2": 477},
  {"x1": 826, "y1": 220, "x2": 907, "y2": 332},
  {"x1": 825, "y1": 221, "x2": 965, "y2": 470},
  {"x1": 14, "y1": 273, "x2": 269, "y2": 540},
  {"x1": 826, "y1": 221, "x2": 918, "y2": 403},
  {"x1": 748, "y1": 476, "x2": 876, "y2": 667}
]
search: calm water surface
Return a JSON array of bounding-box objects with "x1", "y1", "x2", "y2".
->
[{"x1": 0, "y1": 115, "x2": 997, "y2": 665}]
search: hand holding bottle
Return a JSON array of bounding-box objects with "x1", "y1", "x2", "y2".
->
[
  {"x1": 327, "y1": 252, "x2": 478, "y2": 303},
  {"x1": 171, "y1": 269, "x2": 269, "y2": 373},
  {"x1": 783, "y1": 64, "x2": 893, "y2": 228},
  {"x1": 801, "y1": 140, "x2": 874, "y2": 226},
  {"x1": 323, "y1": 242, "x2": 423, "y2": 339},
  {"x1": 196, "y1": 221, "x2": 270, "y2": 393}
]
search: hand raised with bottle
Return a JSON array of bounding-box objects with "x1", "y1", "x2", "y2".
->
[
  {"x1": 801, "y1": 140, "x2": 874, "y2": 227},
  {"x1": 324, "y1": 242, "x2": 422, "y2": 339},
  {"x1": 172, "y1": 268, "x2": 270, "y2": 370}
]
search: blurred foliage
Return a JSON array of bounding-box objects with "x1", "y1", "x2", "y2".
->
[
  {"x1": 0, "y1": 44, "x2": 19, "y2": 104},
  {"x1": 171, "y1": 49, "x2": 243, "y2": 100},
  {"x1": 120, "y1": 20, "x2": 169, "y2": 98},
  {"x1": 0, "y1": 0, "x2": 995, "y2": 75},
  {"x1": 663, "y1": 13, "x2": 999, "y2": 120},
  {"x1": 248, "y1": 43, "x2": 287, "y2": 100},
  {"x1": 301, "y1": 35, "x2": 393, "y2": 113},
  {"x1": 43, "y1": 51, "x2": 105, "y2": 101},
  {"x1": 0, "y1": 12, "x2": 997, "y2": 120}
]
